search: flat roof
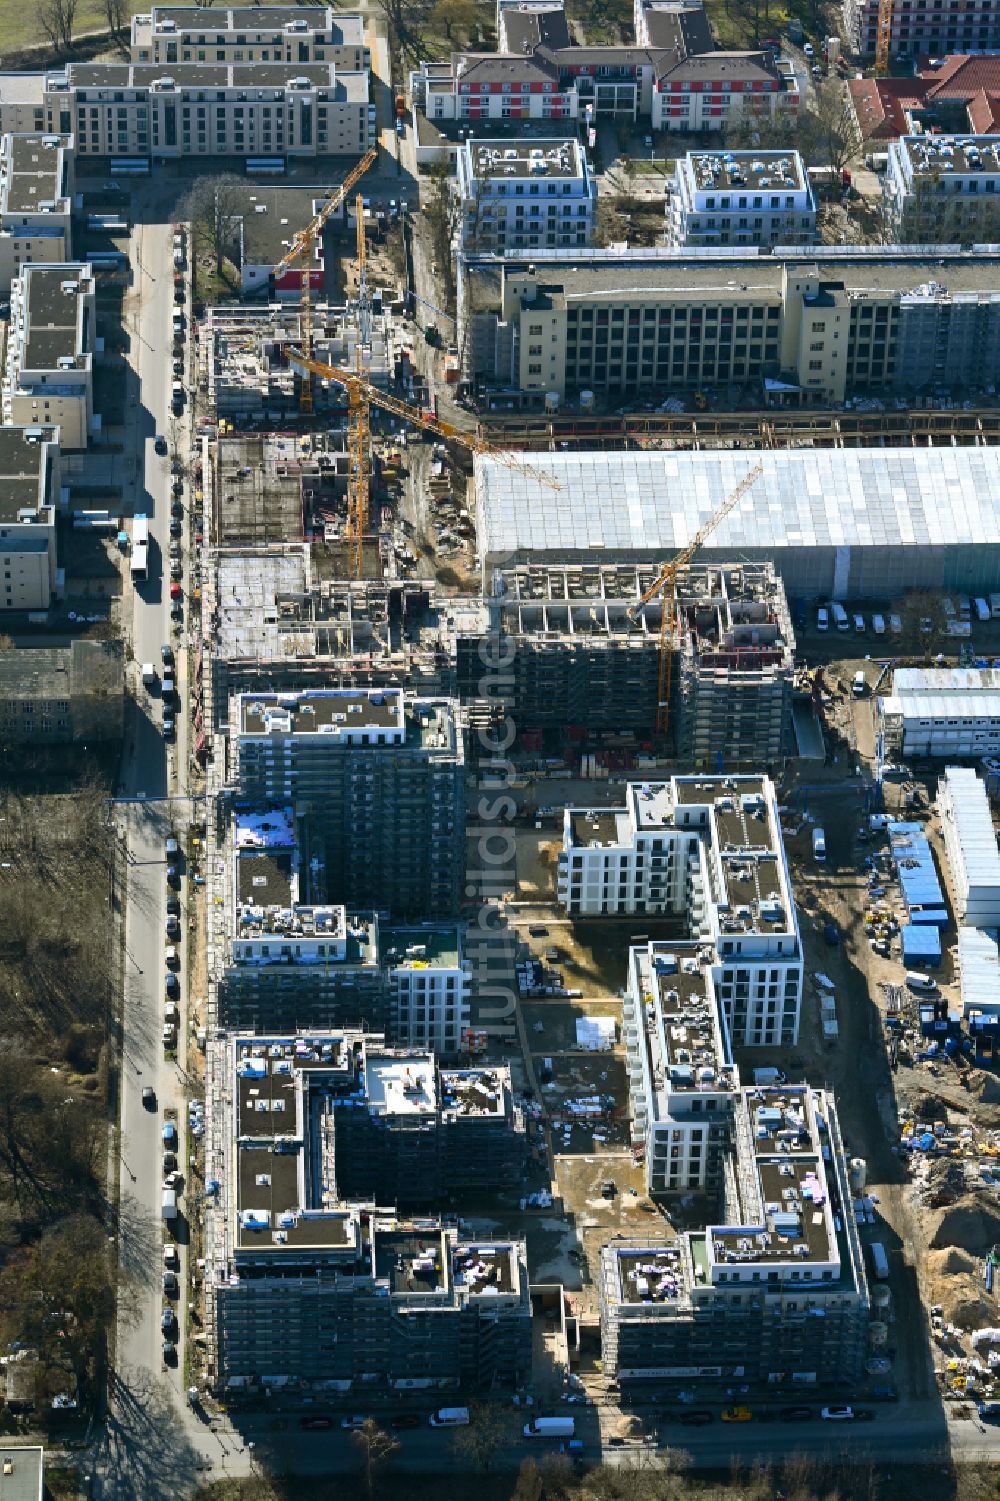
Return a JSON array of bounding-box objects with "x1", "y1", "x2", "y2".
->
[
  {"x1": 467, "y1": 139, "x2": 582, "y2": 180},
  {"x1": 0, "y1": 1446, "x2": 43, "y2": 1501},
  {"x1": 452, "y1": 1243, "x2": 516, "y2": 1296},
  {"x1": 373, "y1": 1228, "x2": 447, "y2": 1293},
  {"x1": 381, "y1": 925, "x2": 460, "y2": 969},
  {"x1": 19, "y1": 264, "x2": 88, "y2": 372},
  {"x1": 710, "y1": 1088, "x2": 834, "y2": 1268},
  {"x1": 1, "y1": 134, "x2": 70, "y2": 217},
  {"x1": 940, "y1": 767, "x2": 1000, "y2": 891},
  {"x1": 0, "y1": 427, "x2": 51, "y2": 523},
  {"x1": 364, "y1": 1053, "x2": 436, "y2": 1115},
  {"x1": 237, "y1": 847, "x2": 294, "y2": 908},
  {"x1": 682, "y1": 149, "x2": 806, "y2": 193},
  {"x1": 569, "y1": 808, "x2": 629, "y2": 847},
  {"x1": 149, "y1": 5, "x2": 364, "y2": 38},
  {"x1": 234, "y1": 808, "x2": 295, "y2": 849},
  {"x1": 63, "y1": 60, "x2": 346, "y2": 89},
  {"x1": 615, "y1": 1245, "x2": 686, "y2": 1304},
  {"x1": 638, "y1": 943, "x2": 733, "y2": 1103},
  {"x1": 439, "y1": 1068, "x2": 508, "y2": 1119},
  {"x1": 241, "y1": 687, "x2": 403, "y2": 735},
  {"x1": 476, "y1": 448, "x2": 1000, "y2": 561},
  {"x1": 900, "y1": 133, "x2": 1000, "y2": 177},
  {"x1": 239, "y1": 186, "x2": 333, "y2": 265}
]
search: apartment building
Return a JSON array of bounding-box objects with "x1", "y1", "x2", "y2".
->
[
  {"x1": 851, "y1": 55, "x2": 1000, "y2": 142},
  {"x1": 669, "y1": 150, "x2": 816, "y2": 249},
  {"x1": 674, "y1": 563, "x2": 796, "y2": 766},
  {"x1": 234, "y1": 689, "x2": 465, "y2": 917},
  {"x1": 462, "y1": 247, "x2": 1000, "y2": 404},
  {"x1": 844, "y1": 0, "x2": 1000, "y2": 61},
  {"x1": 884, "y1": 134, "x2": 1000, "y2": 241},
  {"x1": 411, "y1": 0, "x2": 797, "y2": 135},
  {"x1": 599, "y1": 1084, "x2": 869, "y2": 1391},
  {"x1": 455, "y1": 561, "x2": 794, "y2": 756},
  {"x1": 455, "y1": 138, "x2": 597, "y2": 252},
  {"x1": 383, "y1": 926, "x2": 471, "y2": 1054},
  {"x1": 0, "y1": 134, "x2": 73, "y2": 291},
  {"x1": 333, "y1": 1053, "x2": 526, "y2": 1207},
  {"x1": 0, "y1": 639, "x2": 123, "y2": 743},
  {"x1": 3, "y1": 264, "x2": 95, "y2": 449},
  {"x1": 559, "y1": 777, "x2": 803, "y2": 1047},
  {"x1": 207, "y1": 1032, "x2": 531, "y2": 1395},
  {"x1": 0, "y1": 426, "x2": 60, "y2": 611},
  {"x1": 131, "y1": 6, "x2": 369, "y2": 70},
  {"x1": 41, "y1": 60, "x2": 373, "y2": 160},
  {"x1": 0, "y1": 76, "x2": 48, "y2": 137}
]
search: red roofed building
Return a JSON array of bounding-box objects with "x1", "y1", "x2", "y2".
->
[{"x1": 849, "y1": 56, "x2": 1000, "y2": 141}]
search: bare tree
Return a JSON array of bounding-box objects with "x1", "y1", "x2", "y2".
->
[
  {"x1": 38, "y1": 0, "x2": 78, "y2": 52},
  {"x1": 182, "y1": 173, "x2": 245, "y2": 279},
  {"x1": 798, "y1": 80, "x2": 866, "y2": 176},
  {"x1": 450, "y1": 1399, "x2": 515, "y2": 1472},
  {"x1": 423, "y1": 158, "x2": 462, "y2": 311},
  {"x1": 102, "y1": 0, "x2": 129, "y2": 50},
  {"x1": 352, "y1": 1418, "x2": 398, "y2": 1500}
]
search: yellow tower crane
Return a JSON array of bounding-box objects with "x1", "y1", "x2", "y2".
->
[
  {"x1": 625, "y1": 462, "x2": 764, "y2": 736},
  {"x1": 287, "y1": 348, "x2": 560, "y2": 578},
  {"x1": 875, "y1": 0, "x2": 893, "y2": 75},
  {"x1": 270, "y1": 146, "x2": 377, "y2": 414}
]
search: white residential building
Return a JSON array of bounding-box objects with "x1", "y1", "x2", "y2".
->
[
  {"x1": 41, "y1": 60, "x2": 373, "y2": 161},
  {"x1": 130, "y1": 7, "x2": 369, "y2": 71},
  {"x1": 560, "y1": 776, "x2": 803, "y2": 1047},
  {"x1": 668, "y1": 149, "x2": 816, "y2": 248},
  {"x1": 3, "y1": 264, "x2": 94, "y2": 449},
  {"x1": 455, "y1": 138, "x2": 597, "y2": 252},
  {"x1": 938, "y1": 766, "x2": 1000, "y2": 928},
  {"x1": 0, "y1": 426, "x2": 61, "y2": 611},
  {"x1": 0, "y1": 134, "x2": 73, "y2": 290},
  {"x1": 0, "y1": 75, "x2": 47, "y2": 136},
  {"x1": 884, "y1": 135, "x2": 1000, "y2": 241},
  {"x1": 384, "y1": 925, "x2": 471, "y2": 1054},
  {"x1": 880, "y1": 667, "x2": 1000, "y2": 760}
]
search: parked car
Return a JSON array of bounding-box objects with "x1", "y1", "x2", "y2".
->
[
  {"x1": 142, "y1": 1086, "x2": 156, "y2": 1108},
  {"x1": 678, "y1": 1410, "x2": 713, "y2": 1426},
  {"x1": 821, "y1": 1406, "x2": 855, "y2": 1421},
  {"x1": 154, "y1": 435, "x2": 168, "y2": 456},
  {"x1": 300, "y1": 1416, "x2": 332, "y2": 1431},
  {"x1": 340, "y1": 1415, "x2": 368, "y2": 1430},
  {"x1": 163, "y1": 1271, "x2": 178, "y2": 1296},
  {"x1": 722, "y1": 1407, "x2": 752, "y2": 1423}
]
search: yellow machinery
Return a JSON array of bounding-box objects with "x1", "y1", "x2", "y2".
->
[
  {"x1": 626, "y1": 463, "x2": 764, "y2": 736},
  {"x1": 875, "y1": 0, "x2": 893, "y2": 75},
  {"x1": 287, "y1": 348, "x2": 560, "y2": 577},
  {"x1": 271, "y1": 147, "x2": 377, "y2": 413}
]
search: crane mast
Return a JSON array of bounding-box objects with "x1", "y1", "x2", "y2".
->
[{"x1": 626, "y1": 463, "x2": 765, "y2": 736}]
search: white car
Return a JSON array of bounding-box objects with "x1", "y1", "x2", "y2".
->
[
  {"x1": 821, "y1": 1405, "x2": 854, "y2": 1421},
  {"x1": 164, "y1": 1244, "x2": 179, "y2": 1268},
  {"x1": 803, "y1": 41, "x2": 815, "y2": 57}
]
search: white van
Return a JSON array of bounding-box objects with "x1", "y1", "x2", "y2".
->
[
  {"x1": 852, "y1": 671, "x2": 866, "y2": 696},
  {"x1": 817, "y1": 606, "x2": 829, "y2": 631},
  {"x1": 853, "y1": 612, "x2": 865, "y2": 633},
  {"x1": 872, "y1": 613, "x2": 886, "y2": 635},
  {"x1": 905, "y1": 971, "x2": 938, "y2": 993},
  {"x1": 889, "y1": 613, "x2": 902, "y2": 635},
  {"x1": 831, "y1": 602, "x2": 849, "y2": 631},
  {"x1": 812, "y1": 827, "x2": 826, "y2": 860},
  {"x1": 975, "y1": 597, "x2": 991, "y2": 622},
  {"x1": 428, "y1": 1408, "x2": 470, "y2": 1428}
]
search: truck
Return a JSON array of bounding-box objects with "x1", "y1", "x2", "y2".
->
[
  {"x1": 870, "y1": 1242, "x2": 889, "y2": 1280},
  {"x1": 975, "y1": 597, "x2": 991, "y2": 622},
  {"x1": 524, "y1": 1417, "x2": 575, "y2": 1439},
  {"x1": 131, "y1": 541, "x2": 148, "y2": 582},
  {"x1": 428, "y1": 1407, "x2": 469, "y2": 1428},
  {"x1": 162, "y1": 1188, "x2": 177, "y2": 1221},
  {"x1": 812, "y1": 827, "x2": 827, "y2": 860},
  {"x1": 141, "y1": 662, "x2": 157, "y2": 688},
  {"x1": 132, "y1": 513, "x2": 149, "y2": 548}
]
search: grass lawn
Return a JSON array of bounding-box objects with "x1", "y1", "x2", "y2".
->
[
  {"x1": 0, "y1": 0, "x2": 135, "y2": 54},
  {"x1": 703, "y1": 0, "x2": 834, "y2": 49}
]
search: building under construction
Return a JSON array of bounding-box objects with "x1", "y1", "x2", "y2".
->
[
  {"x1": 202, "y1": 301, "x2": 395, "y2": 424},
  {"x1": 453, "y1": 562, "x2": 794, "y2": 760},
  {"x1": 204, "y1": 1030, "x2": 531, "y2": 1396},
  {"x1": 674, "y1": 563, "x2": 796, "y2": 768},
  {"x1": 211, "y1": 432, "x2": 348, "y2": 549}
]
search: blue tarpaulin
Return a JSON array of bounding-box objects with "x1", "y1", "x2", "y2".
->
[{"x1": 889, "y1": 822, "x2": 948, "y2": 924}]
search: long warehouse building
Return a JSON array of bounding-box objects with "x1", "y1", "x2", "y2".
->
[{"x1": 475, "y1": 448, "x2": 1000, "y2": 599}]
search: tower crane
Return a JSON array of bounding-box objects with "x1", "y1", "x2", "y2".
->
[
  {"x1": 270, "y1": 146, "x2": 377, "y2": 413},
  {"x1": 875, "y1": 0, "x2": 893, "y2": 76},
  {"x1": 287, "y1": 347, "x2": 561, "y2": 578},
  {"x1": 625, "y1": 462, "x2": 764, "y2": 736}
]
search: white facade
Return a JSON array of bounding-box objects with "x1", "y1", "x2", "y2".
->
[
  {"x1": 560, "y1": 776, "x2": 803, "y2": 1047},
  {"x1": 880, "y1": 667, "x2": 1000, "y2": 759},
  {"x1": 385, "y1": 927, "x2": 471, "y2": 1054},
  {"x1": 938, "y1": 766, "x2": 1000, "y2": 928},
  {"x1": 0, "y1": 134, "x2": 74, "y2": 291},
  {"x1": 0, "y1": 427, "x2": 60, "y2": 611},
  {"x1": 455, "y1": 138, "x2": 596, "y2": 252},
  {"x1": 668, "y1": 149, "x2": 816, "y2": 249},
  {"x1": 43, "y1": 61, "x2": 373, "y2": 160},
  {"x1": 3, "y1": 264, "x2": 95, "y2": 449},
  {"x1": 131, "y1": 7, "x2": 369, "y2": 70},
  {"x1": 885, "y1": 135, "x2": 1000, "y2": 241}
]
